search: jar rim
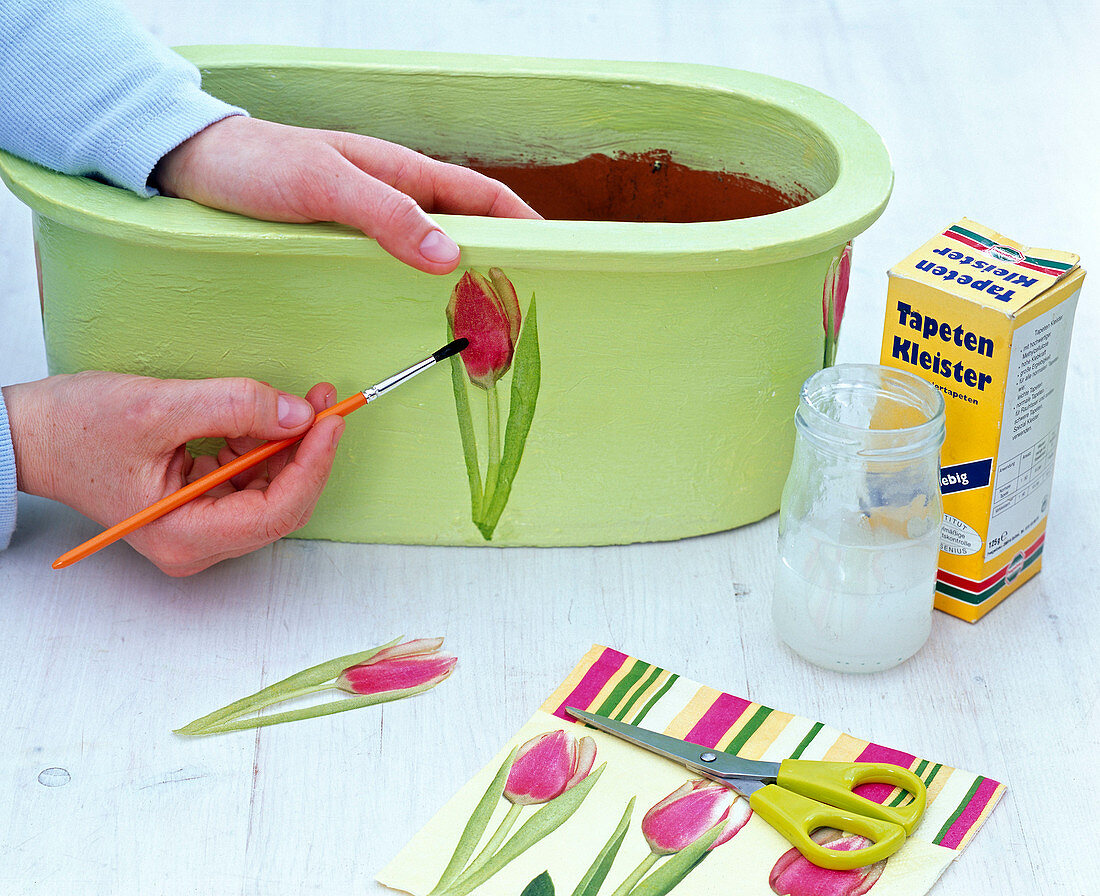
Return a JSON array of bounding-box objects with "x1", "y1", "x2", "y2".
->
[{"x1": 796, "y1": 363, "x2": 946, "y2": 459}]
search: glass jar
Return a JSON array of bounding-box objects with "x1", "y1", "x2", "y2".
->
[{"x1": 772, "y1": 364, "x2": 946, "y2": 673}]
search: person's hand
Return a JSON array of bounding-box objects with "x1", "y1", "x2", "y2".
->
[
  {"x1": 1, "y1": 372, "x2": 344, "y2": 576},
  {"x1": 152, "y1": 116, "x2": 541, "y2": 275}
]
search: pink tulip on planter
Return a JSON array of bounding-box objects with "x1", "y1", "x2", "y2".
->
[
  {"x1": 822, "y1": 241, "x2": 853, "y2": 366},
  {"x1": 336, "y1": 637, "x2": 457, "y2": 695},
  {"x1": 447, "y1": 268, "x2": 522, "y2": 389},
  {"x1": 504, "y1": 729, "x2": 598, "y2": 805},
  {"x1": 769, "y1": 828, "x2": 886, "y2": 896},
  {"x1": 445, "y1": 266, "x2": 541, "y2": 541}
]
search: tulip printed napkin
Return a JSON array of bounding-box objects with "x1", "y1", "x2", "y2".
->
[{"x1": 379, "y1": 646, "x2": 1004, "y2": 896}]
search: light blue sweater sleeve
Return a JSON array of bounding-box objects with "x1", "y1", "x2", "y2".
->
[
  {"x1": 0, "y1": 391, "x2": 15, "y2": 550},
  {"x1": 0, "y1": 0, "x2": 248, "y2": 548},
  {"x1": 0, "y1": 0, "x2": 246, "y2": 195}
]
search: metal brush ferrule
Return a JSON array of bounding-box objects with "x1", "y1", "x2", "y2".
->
[{"x1": 363, "y1": 355, "x2": 438, "y2": 403}]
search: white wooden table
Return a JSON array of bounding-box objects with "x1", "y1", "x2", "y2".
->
[{"x1": 2, "y1": 2, "x2": 1097, "y2": 893}]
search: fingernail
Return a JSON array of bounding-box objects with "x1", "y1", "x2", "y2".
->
[
  {"x1": 277, "y1": 394, "x2": 312, "y2": 427},
  {"x1": 419, "y1": 229, "x2": 460, "y2": 264}
]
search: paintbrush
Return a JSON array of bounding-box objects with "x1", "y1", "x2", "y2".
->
[{"x1": 52, "y1": 338, "x2": 468, "y2": 570}]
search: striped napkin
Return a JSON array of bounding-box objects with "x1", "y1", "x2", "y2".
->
[{"x1": 380, "y1": 645, "x2": 1004, "y2": 896}]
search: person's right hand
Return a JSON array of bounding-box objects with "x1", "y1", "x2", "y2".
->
[
  {"x1": 2, "y1": 372, "x2": 345, "y2": 576},
  {"x1": 153, "y1": 116, "x2": 542, "y2": 275}
]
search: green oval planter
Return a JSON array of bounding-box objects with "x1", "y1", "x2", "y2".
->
[{"x1": 0, "y1": 48, "x2": 892, "y2": 546}]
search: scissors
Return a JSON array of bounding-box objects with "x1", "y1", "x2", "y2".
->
[{"x1": 566, "y1": 707, "x2": 927, "y2": 871}]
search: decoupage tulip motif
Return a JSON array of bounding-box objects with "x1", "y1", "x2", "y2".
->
[
  {"x1": 446, "y1": 267, "x2": 540, "y2": 540},
  {"x1": 640, "y1": 779, "x2": 752, "y2": 855},
  {"x1": 430, "y1": 729, "x2": 604, "y2": 896},
  {"x1": 504, "y1": 729, "x2": 598, "y2": 805},
  {"x1": 769, "y1": 828, "x2": 886, "y2": 896},
  {"x1": 822, "y1": 241, "x2": 852, "y2": 366},
  {"x1": 419, "y1": 721, "x2": 895, "y2": 896},
  {"x1": 605, "y1": 778, "x2": 752, "y2": 896}
]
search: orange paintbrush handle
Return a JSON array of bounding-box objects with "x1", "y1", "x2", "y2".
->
[
  {"x1": 51, "y1": 392, "x2": 368, "y2": 570},
  {"x1": 50, "y1": 337, "x2": 468, "y2": 571}
]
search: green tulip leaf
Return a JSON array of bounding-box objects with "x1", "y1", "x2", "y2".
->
[
  {"x1": 522, "y1": 872, "x2": 556, "y2": 896},
  {"x1": 480, "y1": 382, "x2": 503, "y2": 517},
  {"x1": 448, "y1": 324, "x2": 485, "y2": 522},
  {"x1": 177, "y1": 678, "x2": 442, "y2": 736},
  {"x1": 624, "y1": 821, "x2": 724, "y2": 896},
  {"x1": 429, "y1": 745, "x2": 521, "y2": 896},
  {"x1": 479, "y1": 293, "x2": 540, "y2": 540},
  {"x1": 571, "y1": 796, "x2": 635, "y2": 896}
]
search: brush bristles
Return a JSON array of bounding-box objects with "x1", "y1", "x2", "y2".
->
[{"x1": 433, "y1": 338, "x2": 469, "y2": 362}]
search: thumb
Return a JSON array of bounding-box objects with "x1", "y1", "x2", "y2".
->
[{"x1": 156, "y1": 377, "x2": 315, "y2": 445}]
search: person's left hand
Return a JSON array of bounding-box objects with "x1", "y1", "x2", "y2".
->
[{"x1": 153, "y1": 116, "x2": 540, "y2": 275}]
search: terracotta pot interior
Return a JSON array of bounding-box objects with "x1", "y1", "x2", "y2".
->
[{"x1": 457, "y1": 150, "x2": 811, "y2": 223}]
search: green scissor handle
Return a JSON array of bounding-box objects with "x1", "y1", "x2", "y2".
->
[{"x1": 747, "y1": 760, "x2": 927, "y2": 871}]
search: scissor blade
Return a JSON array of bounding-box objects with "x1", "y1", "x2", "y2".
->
[
  {"x1": 565, "y1": 707, "x2": 780, "y2": 788},
  {"x1": 567, "y1": 708, "x2": 710, "y2": 764}
]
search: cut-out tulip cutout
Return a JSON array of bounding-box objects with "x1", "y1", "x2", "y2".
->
[
  {"x1": 175, "y1": 637, "x2": 455, "y2": 736},
  {"x1": 447, "y1": 267, "x2": 540, "y2": 540},
  {"x1": 823, "y1": 242, "x2": 852, "y2": 367},
  {"x1": 336, "y1": 638, "x2": 458, "y2": 695},
  {"x1": 429, "y1": 729, "x2": 603, "y2": 896}
]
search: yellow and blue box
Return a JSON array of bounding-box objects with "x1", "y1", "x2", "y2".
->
[{"x1": 880, "y1": 219, "x2": 1084, "y2": 621}]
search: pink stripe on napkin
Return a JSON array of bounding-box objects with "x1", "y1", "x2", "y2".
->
[
  {"x1": 686, "y1": 693, "x2": 752, "y2": 748},
  {"x1": 854, "y1": 743, "x2": 919, "y2": 804},
  {"x1": 551, "y1": 647, "x2": 629, "y2": 721},
  {"x1": 939, "y1": 777, "x2": 1001, "y2": 849}
]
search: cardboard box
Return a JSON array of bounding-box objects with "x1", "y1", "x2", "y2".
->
[{"x1": 880, "y1": 219, "x2": 1084, "y2": 620}]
